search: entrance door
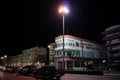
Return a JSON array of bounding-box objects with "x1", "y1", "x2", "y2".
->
[
  {"x1": 67, "y1": 61, "x2": 73, "y2": 70},
  {"x1": 58, "y1": 61, "x2": 63, "y2": 69}
]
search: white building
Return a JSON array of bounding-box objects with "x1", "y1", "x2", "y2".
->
[{"x1": 54, "y1": 35, "x2": 106, "y2": 71}]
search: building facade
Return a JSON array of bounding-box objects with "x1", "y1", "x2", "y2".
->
[
  {"x1": 7, "y1": 46, "x2": 47, "y2": 67},
  {"x1": 54, "y1": 35, "x2": 106, "y2": 71},
  {"x1": 102, "y1": 25, "x2": 120, "y2": 71},
  {"x1": 48, "y1": 43, "x2": 56, "y2": 66}
]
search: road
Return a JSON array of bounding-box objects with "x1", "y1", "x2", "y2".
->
[
  {"x1": 0, "y1": 71, "x2": 120, "y2": 80},
  {"x1": 0, "y1": 71, "x2": 35, "y2": 80},
  {"x1": 62, "y1": 74, "x2": 120, "y2": 80}
]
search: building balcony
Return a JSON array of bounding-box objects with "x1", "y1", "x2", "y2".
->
[
  {"x1": 105, "y1": 42, "x2": 120, "y2": 47},
  {"x1": 110, "y1": 62, "x2": 120, "y2": 66},
  {"x1": 101, "y1": 28, "x2": 120, "y2": 35},
  {"x1": 110, "y1": 56, "x2": 120, "y2": 60},
  {"x1": 103, "y1": 35, "x2": 120, "y2": 41},
  {"x1": 108, "y1": 48, "x2": 120, "y2": 53}
]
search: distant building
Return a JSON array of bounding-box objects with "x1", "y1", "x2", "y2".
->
[
  {"x1": 7, "y1": 46, "x2": 47, "y2": 67},
  {"x1": 102, "y1": 25, "x2": 120, "y2": 71},
  {"x1": 48, "y1": 43, "x2": 56, "y2": 66},
  {"x1": 54, "y1": 35, "x2": 106, "y2": 71}
]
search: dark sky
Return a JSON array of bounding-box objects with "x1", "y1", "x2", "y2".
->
[{"x1": 0, "y1": 0, "x2": 120, "y2": 56}]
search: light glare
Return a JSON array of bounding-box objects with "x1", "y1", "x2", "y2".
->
[
  {"x1": 1, "y1": 57, "x2": 3, "y2": 59},
  {"x1": 59, "y1": 6, "x2": 69, "y2": 14}
]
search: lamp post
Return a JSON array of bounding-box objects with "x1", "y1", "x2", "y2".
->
[
  {"x1": 0, "y1": 55, "x2": 7, "y2": 66},
  {"x1": 1, "y1": 57, "x2": 4, "y2": 59},
  {"x1": 81, "y1": 40, "x2": 84, "y2": 71},
  {"x1": 58, "y1": 5, "x2": 69, "y2": 70},
  {"x1": 4, "y1": 55, "x2": 7, "y2": 58}
]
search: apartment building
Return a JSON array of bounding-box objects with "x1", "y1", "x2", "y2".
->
[
  {"x1": 7, "y1": 46, "x2": 47, "y2": 67},
  {"x1": 102, "y1": 25, "x2": 120, "y2": 71}
]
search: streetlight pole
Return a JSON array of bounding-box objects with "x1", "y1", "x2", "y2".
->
[
  {"x1": 62, "y1": 13, "x2": 65, "y2": 70},
  {"x1": 59, "y1": 5, "x2": 69, "y2": 70},
  {"x1": 0, "y1": 55, "x2": 7, "y2": 66},
  {"x1": 81, "y1": 40, "x2": 84, "y2": 71}
]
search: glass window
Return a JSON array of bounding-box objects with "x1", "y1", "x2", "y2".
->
[
  {"x1": 65, "y1": 51, "x2": 67, "y2": 57},
  {"x1": 54, "y1": 51, "x2": 56, "y2": 57},
  {"x1": 28, "y1": 54, "x2": 30, "y2": 56},
  {"x1": 71, "y1": 51, "x2": 74, "y2": 57},
  {"x1": 73, "y1": 44, "x2": 74, "y2": 47},
  {"x1": 76, "y1": 51, "x2": 80, "y2": 57},
  {"x1": 67, "y1": 51, "x2": 71, "y2": 57},
  {"x1": 58, "y1": 51, "x2": 60, "y2": 57},
  {"x1": 66, "y1": 43, "x2": 67, "y2": 46},
  {"x1": 69, "y1": 43, "x2": 71, "y2": 46},
  {"x1": 76, "y1": 42, "x2": 79, "y2": 47},
  {"x1": 74, "y1": 61, "x2": 80, "y2": 67}
]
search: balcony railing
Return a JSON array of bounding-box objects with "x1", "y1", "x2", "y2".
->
[
  {"x1": 105, "y1": 42, "x2": 120, "y2": 47},
  {"x1": 103, "y1": 35, "x2": 120, "y2": 41},
  {"x1": 101, "y1": 28, "x2": 120, "y2": 35},
  {"x1": 108, "y1": 48, "x2": 120, "y2": 52}
]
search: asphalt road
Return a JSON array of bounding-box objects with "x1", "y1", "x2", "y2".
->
[{"x1": 0, "y1": 71, "x2": 120, "y2": 80}]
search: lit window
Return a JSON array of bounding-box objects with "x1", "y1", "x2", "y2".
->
[{"x1": 76, "y1": 42, "x2": 79, "y2": 47}]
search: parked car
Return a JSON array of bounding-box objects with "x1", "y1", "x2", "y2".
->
[
  {"x1": 0, "y1": 66, "x2": 5, "y2": 72},
  {"x1": 3, "y1": 66, "x2": 18, "y2": 73},
  {"x1": 35, "y1": 65, "x2": 65, "y2": 79},
  {"x1": 19, "y1": 65, "x2": 38, "y2": 76}
]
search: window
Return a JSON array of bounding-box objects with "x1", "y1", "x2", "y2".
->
[
  {"x1": 70, "y1": 43, "x2": 72, "y2": 46},
  {"x1": 28, "y1": 54, "x2": 30, "y2": 56},
  {"x1": 66, "y1": 50, "x2": 80, "y2": 57},
  {"x1": 76, "y1": 42, "x2": 79, "y2": 47},
  {"x1": 86, "y1": 46, "x2": 91, "y2": 49},
  {"x1": 73, "y1": 44, "x2": 74, "y2": 47},
  {"x1": 67, "y1": 51, "x2": 71, "y2": 57},
  {"x1": 69, "y1": 43, "x2": 71, "y2": 46},
  {"x1": 74, "y1": 61, "x2": 80, "y2": 67},
  {"x1": 111, "y1": 39, "x2": 119, "y2": 44},
  {"x1": 66, "y1": 43, "x2": 67, "y2": 46}
]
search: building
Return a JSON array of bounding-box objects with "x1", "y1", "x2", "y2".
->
[
  {"x1": 7, "y1": 46, "x2": 47, "y2": 67},
  {"x1": 54, "y1": 35, "x2": 106, "y2": 71},
  {"x1": 102, "y1": 25, "x2": 120, "y2": 71},
  {"x1": 48, "y1": 43, "x2": 56, "y2": 66}
]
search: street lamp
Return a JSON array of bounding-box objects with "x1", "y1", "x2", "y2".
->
[
  {"x1": 80, "y1": 39, "x2": 84, "y2": 70},
  {"x1": 4, "y1": 55, "x2": 7, "y2": 66},
  {"x1": 58, "y1": 5, "x2": 69, "y2": 70},
  {"x1": 4, "y1": 55, "x2": 7, "y2": 58},
  {"x1": 0, "y1": 55, "x2": 7, "y2": 66},
  {"x1": 1, "y1": 57, "x2": 3, "y2": 59}
]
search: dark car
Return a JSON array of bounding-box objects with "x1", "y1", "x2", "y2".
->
[
  {"x1": 19, "y1": 65, "x2": 38, "y2": 76},
  {"x1": 35, "y1": 65, "x2": 65, "y2": 79},
  {"x1": 4, "y1": 66, "x2": 18, "y2": 73}
]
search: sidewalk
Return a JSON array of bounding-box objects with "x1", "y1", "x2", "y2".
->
[{"x1": 103, "y1": 71, "x2": 120, "y2": 76}]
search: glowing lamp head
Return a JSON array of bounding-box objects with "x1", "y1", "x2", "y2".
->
[
  {"x1": 1, "y1": 57, "x2": 3, "y2": 59},
  {"x1": 4, "y1": 55, "x2": 7, "y2": 58},
  {"x1": 59, "y1": 6, "x2": 69, "y2": 14}
]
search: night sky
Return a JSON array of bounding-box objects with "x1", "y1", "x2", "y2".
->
[{"x1": 0, "y1": 0, "x2": 120, "y2": 56}]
